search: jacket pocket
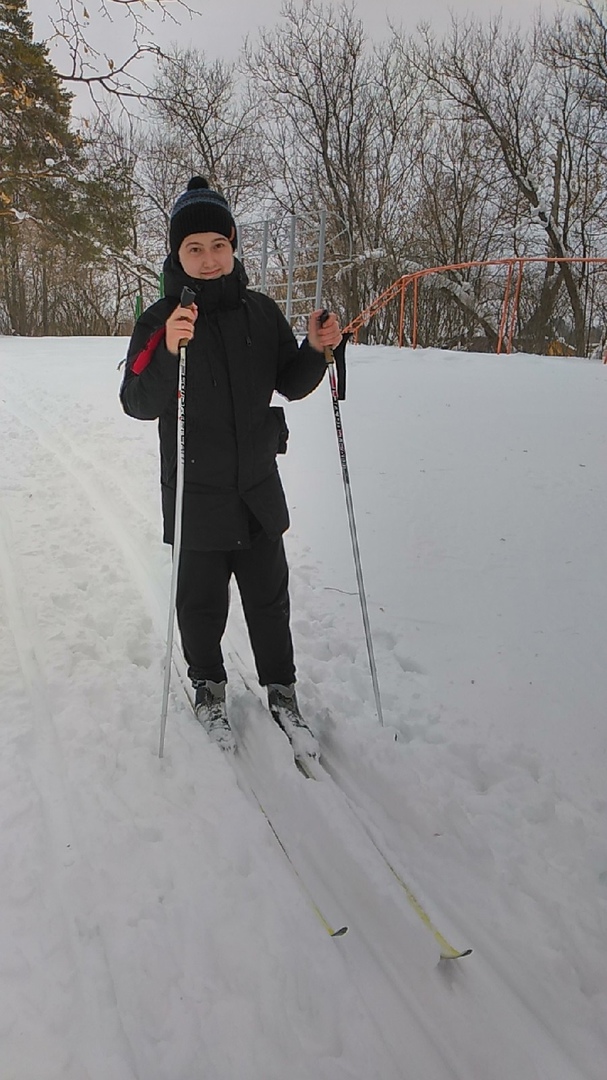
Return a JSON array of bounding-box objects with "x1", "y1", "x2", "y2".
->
[{"x1": 270, "y1": 405, "x2": 289, "y2": 454}]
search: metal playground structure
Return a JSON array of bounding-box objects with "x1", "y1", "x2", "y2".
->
[{"x1": 342, "y1": 256, "x2": 607, "y2": 360}]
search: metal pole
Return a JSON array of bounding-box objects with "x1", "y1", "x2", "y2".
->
[
  {"x1": 398, "y1": 280, "x2": 406, "y2": 348},
  {"x1": 507, "y1": 260, "x2": 524, "y2": 354},
  {"x1": 159, "y1": 286, "x2": 195, "y2": 758},
  {"x1": 497, "y1": 262, "x2": 514, "y2": 355},
  {"x1": 158, "y1": 345, "x2": 186, "y2": 757},
  {"x1": 314, "y1": 210, "x2": 327, "y2": 311},
  {"x1": 323, "y1": 338, "x2": 384, "y2": 726},
  {"x1": 412, "y1": 276, "x2": 419, "y2": 349},
  {"x1": 285, "y1": 214, "x2": 297, "y2": 323},
  {"x1": 260, "y1": 219, "x2": 269, "y2": 293}
]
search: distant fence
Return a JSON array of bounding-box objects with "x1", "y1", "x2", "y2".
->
[
  {"x1": 237, "y1": 212, "x2": 327, "y2": 325},
  {"x1": 343, "y1": 257, "x2": 607, "y2": 360}
]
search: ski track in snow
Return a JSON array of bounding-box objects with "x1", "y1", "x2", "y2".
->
[
  {"x1": 0, "y1": 380, "x2": 404, "y2": 1079},
  {"x1": 0, "y1": 339, "x2": 606, "y2": 1079},
  {"x1": 0, "y1": 501, "x2": 140, "y2": 1080},
  {"x1": 0, "y1": 376, "x2": 458, "y2": 1080}
]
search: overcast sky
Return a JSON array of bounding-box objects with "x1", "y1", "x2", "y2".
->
[
  {"x1": 33, "y1": 0, "x2": 570, "y2": 72},
  {"x1": 29, "y1": 0, "x2": 571, "y2": 118}
]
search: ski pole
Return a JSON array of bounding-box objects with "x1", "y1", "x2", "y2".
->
[
  {"x1": 159, "y1": 285, "x2": 196, "y2": 758},
  {"x1": 320, "y1": 311, "x2": 384, "y2": 726}
]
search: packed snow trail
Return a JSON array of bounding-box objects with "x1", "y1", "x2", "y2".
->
[
  {"x1": 0, "y1": 388, "x2": 470, "y2": 1079},
  {"x1": 0, "y1": 375, "x2": 409, "y2": 1079},
  {"x1": 0, "y1": 338, "x2": 605, "y2": 1079},
  {"x1": 225, "y1": 633, "x2": 600, "y2": 1080},
  {"x1": 0, "y1": 501, "x2": 140, "y2": 1080}
]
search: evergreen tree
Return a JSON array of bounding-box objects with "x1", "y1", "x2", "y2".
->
[
  {"x1": 0, "y1": 0, "x2": 82, "y2": 225},
  {"x1": 0, "y1": 1, "x2": 136, "y2": 333}
]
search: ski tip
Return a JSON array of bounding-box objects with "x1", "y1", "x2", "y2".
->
[
  {"x1": 440, "y1": 947, "x2": 473, "y2": 960},
  {"x1": 331, "y1": 926, "x2": 349, "y2": 938}
]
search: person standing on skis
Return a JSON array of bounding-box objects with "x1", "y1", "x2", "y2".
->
[{"x1": 120, "y1": 177, "x2": 344, "y2": 753}]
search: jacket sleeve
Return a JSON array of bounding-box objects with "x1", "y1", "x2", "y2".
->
[
  {"x1": 273, "y1": 305, "x2": 329, "y2": 401},
  {"x1": 119, "y1": 304, "x2": 179, "y2": 421}
]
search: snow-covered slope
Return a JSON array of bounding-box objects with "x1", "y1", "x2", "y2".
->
[{"x1": 0, "y1": 337, "x2": 605, "y2": 1079}]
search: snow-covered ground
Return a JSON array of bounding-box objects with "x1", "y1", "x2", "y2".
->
[{"x1": 0, "y1": 335, "x2": 605, "y2": 1080}]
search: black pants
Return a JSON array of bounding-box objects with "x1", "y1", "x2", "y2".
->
[{"x1": 176, "y1": 533, "x2": 296, "y2": 687}]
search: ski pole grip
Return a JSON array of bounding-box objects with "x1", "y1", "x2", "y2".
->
[
  {"x1": 180, "y1": 286, "x2": 196, "y2": 306},
  {"x1": 178, "y1": 286, "x2": 197, "y2": 350},
  {"x1": 319, "y1": 308, "x2": 335, "y2": 365}
]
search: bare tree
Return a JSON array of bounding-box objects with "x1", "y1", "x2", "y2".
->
[
  {"x1": 243, "y1": 0, "x2": 426, "y2": 326},
  {"x1": 548, "y1": 1, "x2": 607, "y2": 107},
  {"x1": 46, "y1": 0, "x2": 196, "y2": 108},
  {"x1": 151, "y1": 49, "x2": 265, "y2": 216},
  {"x1": 411, "y1": 15, "x2": 590, "y2": 353}
]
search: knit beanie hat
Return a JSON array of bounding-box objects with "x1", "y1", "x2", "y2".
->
[{"x1": 169, "y1": 177, "x2": 237, "y2": 257}]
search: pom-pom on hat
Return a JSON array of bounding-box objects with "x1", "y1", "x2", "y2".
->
[{"x1": 169, "y1": 177, "x2": 237, "y2": 258}]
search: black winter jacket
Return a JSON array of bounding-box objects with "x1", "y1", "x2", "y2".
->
[{"x1": 120, "y1": 256, "x2": 331, "y2": 551}]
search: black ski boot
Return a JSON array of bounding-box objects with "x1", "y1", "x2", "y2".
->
[
  {"x1": 193, "y1": 679, "x2": 236, "y2": 753},
  {"x1": 267, "y1": 683, "x2": 319, "y2": 760}
]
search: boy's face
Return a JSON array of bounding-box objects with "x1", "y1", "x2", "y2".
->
[{"x1": 178, "y1": 232, "x2": 235, "y2": 280}]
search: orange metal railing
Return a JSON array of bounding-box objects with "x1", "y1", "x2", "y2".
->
[{"x1": 343, "y1": 256, "x2": 607, "y2": 361}]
